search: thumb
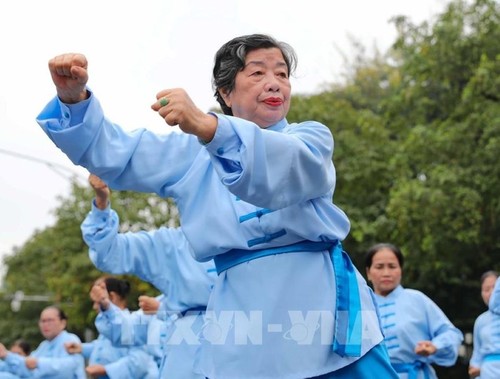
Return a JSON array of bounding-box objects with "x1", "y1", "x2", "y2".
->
[{"x1": 70, "y1": 66, "x2": 88, "y2": 84}]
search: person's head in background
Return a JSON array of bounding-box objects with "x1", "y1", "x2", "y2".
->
[
  {"x1": 104, "y1": 276, "x2": 130, "y2": 310},
  {"x1": 480, "y1": 270, "x2": 498, "y2": 307},
  {"x1": 91, "y1": 276, "x2": 131, "y2": 313},
  {"x1": 365, "y1": 243, "x2": 404, "y2": 297},
  {"x1": 10, "y1": 339, "x2": 31, "y2": 356},
  {"x1": 38, "y1": 306, "x2": 68, "y2": 341},
  {"x1": 212, "y1": 33, "x2": 297, "y2": 128}
]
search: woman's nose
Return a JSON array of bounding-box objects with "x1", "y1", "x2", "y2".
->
[{"x1": 264, "y1": 74, "x2": 280, "y2": 92}]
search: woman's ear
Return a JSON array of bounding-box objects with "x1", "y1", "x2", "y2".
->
[{"x1": 219, "y1": 88, "x2": 231, "y2": 108}]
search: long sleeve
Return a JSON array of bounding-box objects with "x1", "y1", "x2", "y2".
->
[
  {"x1": 205, "y1": 115, "x2": 335, "y2": 209},
  {"x1": 5, "y1": 331, "x2": 86, "y2": 379},
  {"x1": 96, "y1": 304, "x2": 157, "y2": 348},
  {"x1": 80, "y1": 341, "x2": 94, "y2": 360},
  {"x1": 375, "y1": 286, "x2": 463, "y2": 369},
  {"x1": 39, "y1": 93, "x2": 350, "y2": 262},
  {"x1": 469, "y1": 311, "x2": 493, "y2": 368},
  {"x1": 34, "y1": 333, "x2": 85, "y2": 379},
  {"x1": 1, "y1": 353, "x2": 28, "y2": 377},
  {"x1": 81, "y1": 201, "x2": 215, "y2": 312},
  {"x1": 37, "y1": 94, "x2": 203, "y2": 196},
  {"x1": 104, "y1": 348, "x2": 158, "y2": 379},
  {"x1": 424, "y1": 300, "x2": 464, "y2": 365},
  {"x1": 94, "y1": 306, "x2": 159, "y2": 378}
]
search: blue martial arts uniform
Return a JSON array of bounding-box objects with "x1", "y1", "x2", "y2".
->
[
  {"x1": 470, "y1": 310, "x2": 497, "y2": 377},
  {"x1": 81, "y1": 201, "x2": 215, "y2": 378},
  {"x1": 2, "y1": 331, "x2": 85, "y2": 379},
  {"x1": 373, "y1": 285, "x2": 463, "y2": 379},
  {"x1": 482, "y1": 277, "x2": 500, "y2": 379},
  {"x1": 81, "y1": 333, "x2": 156, "y2": 379},
  {"x1": 37, "y1": 91, "x2": 395, "y2": 379},
  {"x1": 0, "y1": 355, "x2": 25, "y2": 378}
]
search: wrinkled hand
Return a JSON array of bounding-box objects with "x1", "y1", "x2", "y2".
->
[
  {"x1": 414, "y1": 341, "x2": 437, "y2": 356},
  {"x1": 65, "y1": 341, "x2": 82, "y2": 354},
  {"x1": 88, "y1": 174, "x2": 110, "y2": 209},
  {"x1": 48, "y1": 53, "x2": 89, "y2": 104},
  {"x1": 25, "y1": 357, "x2": 38, "y2": 370},
  {"x1": 139, "y1": 295, "x2": 160, "y2": 314},
  {"x1": 86, "y1": 364, "x2": 106, "y2": 377},
  {"x1": 90, "y1": 282, "x2": 110, "y2": 310},
  {"x1": 151, "y1": 88, "x2": 217, "y2": 142}
]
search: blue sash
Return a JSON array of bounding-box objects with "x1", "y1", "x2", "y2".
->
[
  {"x1": 392, "y1": 361, "x2": 430, "y2": 379},
  {"x1": 213, "y1": 240, "x2": 362, "y2": 357},
  {"x1": 180, "y1": 306, "x2": 207, "y2": 317},
  {"x1": 484, "y1": 353, "x2": 500, "y2": 362}
]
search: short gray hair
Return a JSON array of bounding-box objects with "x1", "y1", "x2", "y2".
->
[{"x1": 212, "y1": 34, "x2": 297, "y2": 115}]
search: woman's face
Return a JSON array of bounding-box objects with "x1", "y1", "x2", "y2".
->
[
  {"x1": 38, "y1": 308, "x2": 66, "y2": 341},
  {"x1": 220, "y1": 47, "x2": 291, "y2": 128},
  {"x1": 481, "y1": 275, "x2": 497, "y2": 306},
  {"x1": 366, "y1": 248, "x2": 402, "y2": 296}
]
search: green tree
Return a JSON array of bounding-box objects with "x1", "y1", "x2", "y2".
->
[{"x1": 1, "y1": 178, "x2": 177, "y2": 348}]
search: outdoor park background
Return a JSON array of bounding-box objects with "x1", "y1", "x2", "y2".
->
[{"x1": 1, "y1": 1, "x2": 499, "y2": 378}]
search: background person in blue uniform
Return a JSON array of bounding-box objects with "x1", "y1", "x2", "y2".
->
[
  {"x1": 0, "y1": 340, "x2": 31, "y2": 378},
  {"x1": 0, "y1": 306, "x2": 86, "y2": 379},
  {"x1": 65, "y1": 276, "x2": 157, "y2": 379},
  {"x1": 37, "y1": 34, "x2": 397, "y2": 378},
  {"x1": 7, "y1": 341, "x2": 30, "y2": 358},
  {"x1": 468, "y1": 270, "x2": 498, "y2": 378},
  {"x1": 480, "y1": 275, "x2": 500, "y2": 379},
  {"x1": 82, "y1": 278, "x2": 160, "y2": 379},
  {"x1": 82, "y1": 173, "x2": 215, "y2": 378},
  {"x1": 365, "y1": 243, "x2": 464, "y2": 379}
]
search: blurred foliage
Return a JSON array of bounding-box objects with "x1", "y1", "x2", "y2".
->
[
  {"x1": 0, "y1": 181, "x2": 170, "y2": 347},
  {"x1": 1, "y1": 1, "x2": 498, "y2": 378}
]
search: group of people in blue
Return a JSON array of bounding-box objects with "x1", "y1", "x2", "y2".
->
[
  {"x1": 0, "y1": 306, "x2": 86, "y2": 378},
  {"x1": 0, "y1": 32, "x2": 498, "y2": 378}
]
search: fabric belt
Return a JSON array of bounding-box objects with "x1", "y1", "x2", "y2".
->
[
  {"x1": 392, "y1": 361, "x2": 430, "y2": 379},
  {"x1": 484, "y1": 353, "x2": 500, "y2": 362},
  {"x1": 213, "y1": 240, "x2": 362, "y2": 357},
  {"x1": 180, "y1": 306, "x2": 207, "y2": 317}
]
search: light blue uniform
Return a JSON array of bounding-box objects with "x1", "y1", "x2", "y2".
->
[
  {"x1": 482, "y1": 277, "x2": 500, "y2": 379},
  {"x1": 470, "y1": 310, "x2": 496, "y2": 377},
  {"x1": 81, "y1": 333, "x2": 155, "y2": 379},
  {"x1": 373, "y1": 285, "x2": 463, "y2": 379},
  {"x1": 2, "y1": 331, "x2": 85, "y2": 379},
  {"x1": 97, "y1": 299, "x2": 205, "y2": 379},
  {"x1": 81, "y1": 202, "x2": 215, "y2": 313},
  {"x1": 0, "y1": 356, "x2": 24, "y2": 378},
  {"x1": 38, "y1": 92, "x2": 391, "y2": 379},
  {"x1": 0, "y1": 372, "x2": 21, "y2": 379},
  {"x1": 91, "y1": 308, "x2": 159, "y2": 379},
  {"x1": 81, "y1": 202, "x2": 216, "y2": 378}
]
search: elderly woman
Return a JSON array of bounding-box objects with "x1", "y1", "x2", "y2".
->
[{"x1": 37, "y1": 34, "x2": 396, "y2": 379}]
